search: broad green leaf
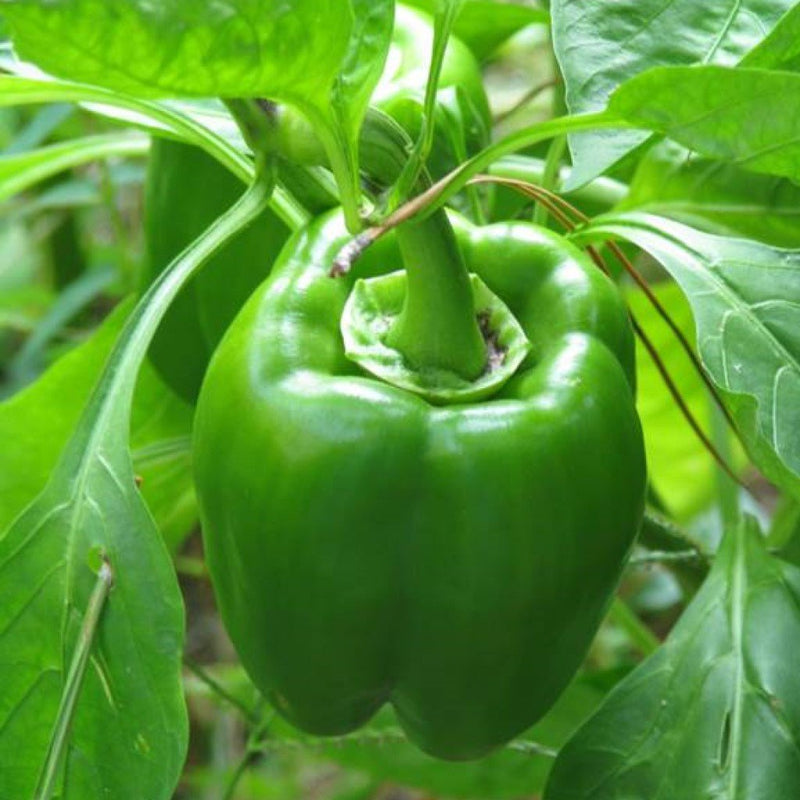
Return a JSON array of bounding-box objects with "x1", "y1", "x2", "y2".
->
[
  {"x1": 545, "y1": 517, "x2": 800, "y2": 799},
  {"x1": 551, "y1": 0, "x2": 793, "y2": 190},
  {"x1": 3, "y1": 0, "x2": 351, "y2": 105},
  {"x1": 403, "y1": 0, "x2": 548, "y2": 60},
  {"x1": 0, "y1": 177, "x2": 271, "y2": 798},
  {"x1": 628, "y1": 282, "x2": 718, "y2": 518},
  {"x1": 610, "y1": 66, "x2": 800, "y2": 185},
  {"x1": 624, "y1": 141, "x2": 800, "y2": 248},
  {"x1": 0, "y1": 298, "x2": 197, "y2": 548},
  {"x1": 575, "y1": 212, "x2": 800, "y2": 500},
  {"x1": 743, "y1": 3, "x2": 800, "y2": 69}
]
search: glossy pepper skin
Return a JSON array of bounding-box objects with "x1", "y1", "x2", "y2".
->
[
  {"x1": 142, "y1": 138, "x2": 290, "y2": 402},
  {"x1": 194, "y1": 210, "x2": 647, "y2": 760}
]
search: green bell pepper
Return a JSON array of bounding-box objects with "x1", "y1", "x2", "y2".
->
[{"x1": 194, "y1": 202, "x2": 647, "y2": 759}]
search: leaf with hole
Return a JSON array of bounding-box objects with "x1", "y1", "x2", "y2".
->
[{"x1": 545, "y1": 515, "x2": 800, "y2": 799}]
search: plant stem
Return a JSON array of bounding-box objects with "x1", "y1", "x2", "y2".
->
[
  {"x1": 305, "y1": 109, "x2": 364, "y2": 232},
  {"x1": 34, "y1": 559, "x2": 114, "y2": 800},
  {"x1": 379, "y1": 112, "x2": 630, "y2": 230},
  {"x1": 712, "y1": 399, "x2": 740, "y2": 530},
  {"x1": 184, "y1": 658, "x2": 261, "y2": 725},
  {"x1": 392, "y1": 0, "x2": 462, "y2": 202},
  {"x1": 533, "y1": 135, "x2": 566, "y2": 226},
  {"x1": 608, "y1": 596, "x2": 660, "y2": 657},
  {"x1": 629, "y1": 549, "x2": 706, "y2": 566},
  {"x1": 387, "y1": 212, "x2": 487, "y2": 378}
]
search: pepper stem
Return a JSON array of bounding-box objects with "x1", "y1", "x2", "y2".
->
[{"x1": 386, "y1": 211, "x2": 487, "y2": 379}]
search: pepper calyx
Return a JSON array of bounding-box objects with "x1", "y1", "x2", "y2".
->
[{"x1": 341, "y1": 271, "x2": 531, "y2": 404}]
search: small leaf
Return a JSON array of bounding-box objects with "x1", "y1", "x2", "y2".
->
[
  {"x1": 551, "y1": 0, "x2": 793, "y2": 189},
  {"x1": 545, "y1": 516, "x2": 800, "y2": 799},
  {"x1": 576, "y1": 212, "x2": 800, "y2": 499},
  {"x1": 322, "y1": 0, "x2": 394, "y2": 227},
  {"x1": 610, "y1": 66, "x2": 800, "y2": 185}
]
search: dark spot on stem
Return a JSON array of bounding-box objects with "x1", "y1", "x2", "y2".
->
[{"x1": 478, "y1": 311, "x2": 506, "y2": 374}]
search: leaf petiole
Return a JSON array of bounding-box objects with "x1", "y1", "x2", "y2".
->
[{"x1": 34, "y1": 559, "x2": 114, "y2": 800}]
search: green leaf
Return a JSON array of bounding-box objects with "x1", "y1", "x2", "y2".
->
[
  {"x1": 575, "y1": 212, "x2": 800, "y2": 500},
  {"x1": 624, "y1": 141, "x2": 800, "y2": 249},
  {"x1": 3, "y1": 0, "x2": 351, "y2": 104},
  {"x1": 0, "y1": 305, "x2": 125, "y2": 530},
  {"x1": 545, "y1": 516, "x2": 800, "y2": 799},
  {"x1": 610, "y1": 66, "x2": 800, "y2": 185},
  {"x1": 743, "y1": 3, "x2": 800, "y2": 69},
  {"x1": 403, "y1": 0, "x2": 547, "y2": 60},
  {"x1": 551, "y1": 0, "x2": 793, "y2": 189},
  {"x1": 319, "y1": 0, "x2": 394, "y2": 228},
  {"x1": 0, "y1": 177, "x2": 271, "y2": 797}
]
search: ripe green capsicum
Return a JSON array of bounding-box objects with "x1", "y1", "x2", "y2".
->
[
  {"x1": 142, "y1": 4, "x2": 489, "y2": 402},
  {"x1": 194, "y1": 198, "x2": 647, "y2": 758}
]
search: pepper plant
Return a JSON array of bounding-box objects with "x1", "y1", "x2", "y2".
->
[{"x1": 0, "y1": 1, "x2": 799, "y2": 798}]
